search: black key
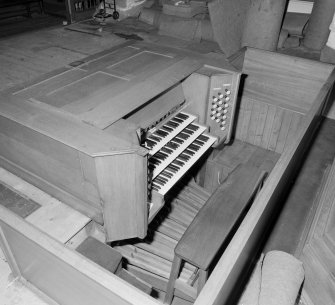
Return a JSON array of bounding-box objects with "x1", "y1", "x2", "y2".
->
[
  {"x1": 176, "y1": 113, "x2": 189, "y2": 120},
  {"x1": 166, "y1": 121, "x2": 179, "y2": 128},
  {"x1": 183, "y1": 128, "x2": 193, "y2": 135},
  {"x1": 156, "y1": 176, "x2": 168, "y2": 184},
  {"x1": 150, "y1": 158, "x2": 161, "y2": 165},
  {"x1": 189, "y1": 144, "x2": 200, "y2": 151},
  {"x1": 155, "y1": 153, "x2": 167, "y2": 160},
  {"x1": 160, "y1": 171, "x2": 173, "y2": 178},
  {"x1": 154, "y1": 179, "x2": 164, "y2": 186},
  {"x1": 172, "y1": 159, "x2": 184, "y2": 166},
  {"x1": 145, "y1": 139, "x2": 156, "y2": 146},
  {"x1": 152, "y1": 185, "x2": 160, "y2": 191},
  {"x1": 184, "y1": 149, "x2": 195, "y2": 156},
  {"x1": 166, "y1": 142, "x2": 179, "y2": 149},
  {"x1": 150, "y1": 135, "x2": 161, "y2": 142},
  {"x1": 177, "y1": 132, "x2": 189, "y2": 140},
  {"x1": 148, "y1": 163, "x2": 156, "y2": 170},
  {"x1": 161, "y1": 147, "x2": 173, "y2": 154},
  {"x1": 178, "y1": 154, "x2": 190, "y2": 161},
  {"x1": 155, "y1": 130, "x2": 168, "y2": 137},
  {"x1": 172, "y1": 138, "x2": 184, "y2": 144},
  {"x1": 193, "y1": 139, "x2": 204, "y2": 146},
  {"x1": 171, "y1": 117, "x2": 183, "y2": 124},
  {"x1": 198, "y1": 135, "x2": 209, "y2": 142},
  {"x1": 162, "y1": 126, "x2": 173, "y2": 132},
  {"x1": 167, "y1": 164, "x2": 179, "y2": 172},
  {"x1": 187, "y1": 124, "x2": 199, "y2": 131}
]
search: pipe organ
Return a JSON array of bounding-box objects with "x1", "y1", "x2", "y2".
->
[{"x1": 0, "y1": 42, "x2": 240, "y2": 242}]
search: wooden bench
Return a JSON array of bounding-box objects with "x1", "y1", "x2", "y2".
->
[{"x1": 164, "y1": 164, "x2": 267, "y2": 304}]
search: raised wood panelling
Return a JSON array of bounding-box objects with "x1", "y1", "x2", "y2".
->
[
  {"x1": 235, "y1": 97, "x2": 305, "y2": 154},
  {"x1": 242, "y1": 48, "x2": 334, "y2": 113}
]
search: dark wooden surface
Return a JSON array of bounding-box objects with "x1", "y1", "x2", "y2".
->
[
  {"x1": 76, "y1": 236, "x2": 122, "y2": 274},
  {"x1": 175, "y1": 164, "x2": 265, "y2": 270},
  {"x1": 0, "y1": 183, "x2": 40, "y2": 217}
]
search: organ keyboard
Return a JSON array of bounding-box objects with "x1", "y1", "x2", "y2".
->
[{"x1": 144, "y1": 112, "x2": 217, "y2": 196}]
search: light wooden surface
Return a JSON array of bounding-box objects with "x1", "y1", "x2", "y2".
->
[
  {"x1": 242, "y1": 48, "x2": 334, "y2": 113},
  {"x1": 235, "y1": 97, "x2": 305, "y2": 154},
  {"x1": 0, "y1": 247, "x2": 50, "y2": 305},
  {"x1": 95, "y1": 153, "x2": 148, "y2": 241}
]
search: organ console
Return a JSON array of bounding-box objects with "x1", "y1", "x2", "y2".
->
[{"x1": 0, "y1": 42, "x2": 241, "y2": 242}]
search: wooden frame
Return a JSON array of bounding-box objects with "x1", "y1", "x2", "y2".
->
[{"x1": 0, "y1": 48, "x2": 334, "y2": 305}]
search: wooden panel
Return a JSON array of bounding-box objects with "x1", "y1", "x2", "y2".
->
[
  {"x1": 37, "y1": 72, "x2": 126, "y2": 109},
  {"x1": 94, "y1": 153, "x2": 148, "y2": 242},
  {"x1": 0, "y1": 116, "x2": 99, "y2": 208},
  {"x1": 0, "y1": 207, "x2": 160, "y2": 305},
  {"x1": 78, "y1": 57, "x2": 202, "y2": 128},
  {"x1": 242, "y1": 48, "x2": 334, "y2": 113},
  {"x1": 235, "y1": 97, "x2": 305, "y2": 154},
  {"x1": 13, "y1": 69, "x2": 88, "y2": 100},
  {"x1": 193, "y1": 66, "x2": 335, "y2": 305},
  {"x1": 0, "y1": 95, "x2": 136, "y2": 155}
]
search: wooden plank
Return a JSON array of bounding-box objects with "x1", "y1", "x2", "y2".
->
[
  {"x1": 275, "y1": 109, "x2": 293, "y2": 153},
  {"x1": 95, "y1": 154, "x2": 147, "y2": 242},
  {"x1": 267, "y1": 107, "x2": 284, "y2": 151},
  {"x1": 0, "y1": 207, "x2": 160, "y2": 305},
  {"x1": 246, "y1": 99, "x2": 260, "y2": 145},
  {"x1": 78, "y1": 57, "x2": 202, "y2": 128},
  {"x1": 285, "y1": 111, "x2": 304, "y2": 151},
  {"x1": 234, "y1": 96, "x2": 245, "y2": 140},
  {"x1": 260, "y1": 104, "x2": 276, "y2": 150},
  {"x1": 175, "y1": 165, "x2": 266, "y2": 270},
  {"x1": 239, "y1": 98, "x2": 253, "y2": 142},
  {"x1": 242, "y1": 48, "x2": 334, "y2": 113},
  {"x1": 127, "y1": 265, "x2": 196, "y2": 301},
  {"x1": 253, "y1": 101, "x2": 268, "y2": 147}
]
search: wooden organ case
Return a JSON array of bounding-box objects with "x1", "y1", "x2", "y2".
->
[{"x1": 0, "y1": 42, "x2": 240, "y2": 242}]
